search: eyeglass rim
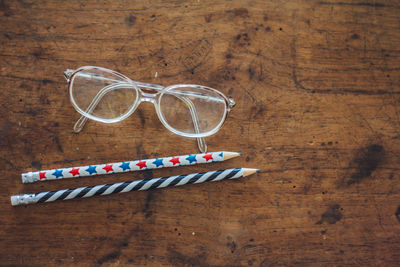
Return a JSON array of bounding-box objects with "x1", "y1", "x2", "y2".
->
[
  {"x1": 68, "y1": 66, "x2": 232, "y2": 138},
  {"x1": 68, "y1": 66, "x2": 141, "y2": 124},
  {"x1": 156, "y1": 84, "x2": 230, "y2": 138}
]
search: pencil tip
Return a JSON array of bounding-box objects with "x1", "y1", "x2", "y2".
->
[
  {"x1": 242, "y1": 168, "x2": 260, "y2": 177},
  {"x1": 223, "y1": 152, "x2": 241, "y2": 160}
]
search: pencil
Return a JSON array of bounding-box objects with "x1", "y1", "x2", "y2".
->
[
  {"x1": 12, "y1": 168, "x2": 259, "y2": 206},
  {"x1": 21, "y1": 151, "x2": 241, "y2": 183}
]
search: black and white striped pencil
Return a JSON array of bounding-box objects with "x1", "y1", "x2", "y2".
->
[
  {"x1": 11, "y1": 168, "x2": 259, "y2": 206},
  {"x1": 21, "y1": 151, "x2": 241, "y2": 183}
]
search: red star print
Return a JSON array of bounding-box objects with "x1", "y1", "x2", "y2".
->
[
  {"x1": 169, "y1": 157, "x2": 180, "y2": 165},
  {"x1": 39, "y1": 172, "x2": 46, "y2": 180},
  {"x1": 69, "y1": 168, "x2": 80, "y2": 176},
  {"x1": 136, "y1": 160, "x2": 147, "y2": 169},
  {"x1": 103, "y1": 164, "x2": 114, "y2": 173},
  {"x1": 203, "y1": 153, "x2": 213, "y2": 161}
]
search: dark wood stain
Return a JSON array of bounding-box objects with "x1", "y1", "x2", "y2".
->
[
  {"x1": 227, "y1": 240, "x2": 237, "y2": 253},
  {"x1": 125, "y1": 15, "x2": 137, "y2": 26},
  {"x1": 168, "y1": 249, "x2": 208, "y2": 266},
  {"x1": 0, "y1": 0, "x2": 11, "y2": 16},
  {"x1": 54, "y1": 135, "x2": 64, "y2": 153},
  {"x1": 345, "y1": 144, "x2": 385, "y2": 186},
  {"x1": 137, "y1": 109, "x2": 146, "y2": 128},
  {"x1": 31, "y1": 160, "x2": 42, "y2": 170},
  {"x1": 249, "y1": 104, "x2": 265, "y2": 119},
  {"x1": 97, "y1": 251, "x2": 120, "y2": 265},
  {"x1": 248, "y1": 66, "x2": 255, "y2": 79},
  {"x1": 233, "y1": 8, "x2": 249, "y2": 17},
  {"x1": 96, "y1": 228, "x2": 139, "y2": 265},
  {"x1": 31, "y1": 48, "x2": 46, "y2": 60},
  {"x1": 204, "y1": 14, "x2": 212, "y2": 23},
  {"x1": 316, "y1": 204, "x2": 343, "y2": 224},
  {"x1": 143, "y1": 191, "x2": 154, "y2": 218}
]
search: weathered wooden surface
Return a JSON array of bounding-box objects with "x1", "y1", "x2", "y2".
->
[{"x1": 1, "y1": 0, "x2": 399, "y2": 265}]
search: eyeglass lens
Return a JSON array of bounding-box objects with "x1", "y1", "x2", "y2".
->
[
  {"x1": 70, "y1": 68, "x2": 137, "y2": 120},
  {"x1": 159, "y1": 86, "x2": 226, "y2": 135}
]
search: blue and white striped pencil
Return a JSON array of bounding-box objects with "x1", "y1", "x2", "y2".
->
[
  {"x1": 11, "y1": 168, "x2": 259, "y2": 206},
  {"x1": 21, "y1": 151, "x2": 241, "y2": 183}
]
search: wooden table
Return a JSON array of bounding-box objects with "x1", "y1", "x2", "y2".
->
[{"x1": 1, "y1": 0, "x2": 399, "y2": 265}]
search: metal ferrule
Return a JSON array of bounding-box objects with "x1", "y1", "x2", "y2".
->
[{"x1": 21, "y1": 172, "x2": 40, "y2": 183}]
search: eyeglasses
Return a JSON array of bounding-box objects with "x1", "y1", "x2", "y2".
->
[{"x1": 64, "y1": 66, "x2": 236, "y2": 152}]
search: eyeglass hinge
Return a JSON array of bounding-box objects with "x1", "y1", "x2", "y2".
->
[
  {"x1": 228, "y1": 97, "x2": 236, "y2": 109},
  {"x1": 64, "y1": 69, "x2": 74, "y2": 82}
]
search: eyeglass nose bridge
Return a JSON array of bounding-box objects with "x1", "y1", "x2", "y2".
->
[{"x1": 139, "y1": 91, "x2": 158, "y2": 103}]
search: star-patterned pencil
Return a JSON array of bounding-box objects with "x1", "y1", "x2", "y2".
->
[
  {"x1": 21, "y1": 151, "x2": 241, "y2": 183},
  {"x1": 11, "y1": 168, "x2": 259, "y2": 206}
]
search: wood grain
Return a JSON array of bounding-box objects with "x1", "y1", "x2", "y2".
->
[{"x1": 0, "y1": 0, "x2": 399, "y2": 265}]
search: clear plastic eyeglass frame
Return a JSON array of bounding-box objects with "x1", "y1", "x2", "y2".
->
[{"x1": 64, "y1": 66, "x2": 236, "y2": 153}]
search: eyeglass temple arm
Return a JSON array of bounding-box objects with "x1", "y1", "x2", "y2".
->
[
  {"x1": 177, "y1": 96, "x2": 207, "y2": 153},
  {"x1": 73, "y1": 83, "x2": 120, "y2": 133},
  {"x1": 70, "y1": 80, "x2": 207, "y2": 152}
]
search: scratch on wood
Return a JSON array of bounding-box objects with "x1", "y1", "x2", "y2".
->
[{"x1": 180, "y1": 39, "x2": 212, "y2": 73}]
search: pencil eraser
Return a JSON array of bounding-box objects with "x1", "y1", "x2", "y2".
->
[
  {"x1": 10, "y1": 196, "x2": 19, "y2": 206},
  {"x1": 21, "y1": 172, "x2": 37, "y2": 183}
]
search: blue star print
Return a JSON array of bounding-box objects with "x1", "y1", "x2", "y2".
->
[
  {"x1": 119, "y1": 162, "x2": 131, "y2": 171},
  {"x1": 85, "y1": 165, "x2": 97, "y2": 175},
  {"x1": 52, "y1": 169, "x2": 63, "y2": 178},
  {"x1": 219, "y1": 152, "x2": 223, "y2": 158},
  {"x1": 152, "y1": 158, "x2": 164, "y2": 167},
  {"x1": 186, "y1": 155, "x2": 197, "y2": 164}
]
